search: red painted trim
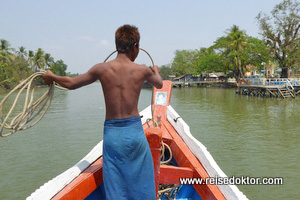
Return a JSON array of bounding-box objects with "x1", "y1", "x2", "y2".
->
[
  {"x1": 52, "y1": 158, "x2": 103, "y2": 200},
  {"x1": 145, "y1": 128, "x2": 163, "y2": 198},
  {"x1": 159, "y1": 165, "x2": 193, "y2": 184}
]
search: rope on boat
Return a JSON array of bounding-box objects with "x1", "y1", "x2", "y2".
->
[
  {"x1": 160, "y1": 142, "x2": 173, "y2": 165},
  {"x1": 0, "y1": 48, "x2": 155, "y2": 137},
  {"x1": 158, "y1": 184, "x2": 180, "y2": 200}
]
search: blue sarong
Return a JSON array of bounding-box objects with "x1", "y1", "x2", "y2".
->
[{"x1": 103, "y1": 117, "x2": 156, "y2": 200}]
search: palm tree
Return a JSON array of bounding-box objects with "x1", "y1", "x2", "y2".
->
[
  {"x1": 28, "y1": 50, "x2": 35, "y2": 70},
  {"x1": 50, "y1": 59, "x2": 67, "y2": 76},
  {"x1": 226, "y1": 25, "x2": 249, "y2": 81},
  {"x1": 0, "y1": 39, "x2": 14, "y2": 63},
  {"x1": 0, "y1": 39, "x2": 13, "y2": 53},
  {"x1": 44, "y1": 53, "x2": 54, "y2": 69},
  {"x1": 16, "y1": 46, "x2": 27, "y2": 59},
  {"x1": 213, "y1": 25, "x2": 249, "y2": 81},
  {"x1": 32, "y1": 48, "x2": 45, "y2": 71}
]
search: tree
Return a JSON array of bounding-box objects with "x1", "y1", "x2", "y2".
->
[
  {"x1": 171, "y1": 50, "x2": 199, "y2": 76},
  {"x1": 213, "y1": 25, "x2": 249, "y2": 81},
  {"x1": 44, "y1": 53, "x2": 54, "y2": 69},
  {"x1": 160, "y1": 64, "x2": 174, "y2": 80},
  {"x1": 0, "y1": 39, "x2": 14, "y2": 63},
  {"x1": 243, "y1": 36, "x2": 272, "y2": 71},
  {"x1": 256, "y1": 0, "x2": 300, "y2": 78},
  {"x1": 0, "y1": 39, "x2": 69, "y2": 90},
  {"x1": 227, "y1": 25, "x2": 249, "y2": 80},
  {"x1": 33, "y1": 48, "x2": 45, "y2": 71},
  {"x1": 28, "y1": 50, "x2": 35, "y2": 70},
  {"x1": 0, "y1": 39, "x2": 14, "y2": 54},
  {"x1": 212, "y1": 25, "x2": 270, "y2": 81},
  {"x1": 194, "y1": 47, "x2": 227, "y2": 73},
  {"x1": 197, "y1": 53, "x2": 226, "y2": 73},
  {"x1": 50, "y1": 59, "x2": 67, "y2": 76},
  {"x1": 16, "y1": 46, "x2": 27, "y2": 59}
]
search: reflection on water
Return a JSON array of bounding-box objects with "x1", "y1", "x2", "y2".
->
[{"x1": 0, "y1": 84, "x2": 299, "y2": 199}]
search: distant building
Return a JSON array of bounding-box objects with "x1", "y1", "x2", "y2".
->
[
  {"x1": 167, "y1": 75, "x2": 176, "y2": 81},
  {"x1": 265, "y1": 65, "x2": 276, "y2": 77},
  {"x1": 245, "y1": 64, "x2": 278, "y2": 78},
  {"x1": 173, "y1": 74, "x2": 194, "y2": 82},
  {"x1": 245, "y1": 65, "x2": 260, "y2": 77},
  {"x1": 173, "y1": 73, "x2": 225, "y2": 82}
]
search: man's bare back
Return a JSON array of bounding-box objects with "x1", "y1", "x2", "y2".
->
[
  {"x1": 90, "y1": 54, "x2": 162, "y2": 119},
  {"x1": 43, "y1": 53, "x2": 162, "y2": 120}
]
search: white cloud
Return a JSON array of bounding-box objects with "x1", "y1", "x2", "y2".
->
[
  {"x1": 77, "y1": 36, "x2": 110, "y2": 48},
  {"x1": 98, "y1": 39, "x2": 110, "y2": 47},
  {"x1": 76, "y1": 36, "x2": 96, "y2": 42}
]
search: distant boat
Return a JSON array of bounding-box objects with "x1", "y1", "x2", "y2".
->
[{"x1": 27, "y1": 81, "x2": 247, "y2": 200}]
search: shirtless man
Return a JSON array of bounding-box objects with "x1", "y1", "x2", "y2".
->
[{"x1": 43, "y1": 25, "x2": 162, "y2": 199}]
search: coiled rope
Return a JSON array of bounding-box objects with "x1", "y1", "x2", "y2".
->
[
  {"x1": 0, "y1": 72, "x2": 66, "y2": 137},
  {"x1": 0, "y1": 48, "x2": 155, "y2": 137}
]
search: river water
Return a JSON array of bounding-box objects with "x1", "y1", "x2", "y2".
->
[{"x1": 0, "y1": 83, "x2": 299, "y2": 200}]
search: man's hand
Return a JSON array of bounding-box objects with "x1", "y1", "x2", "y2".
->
[
  {"x1": 43, "y1": 70, "x2": 55, "y2": 85},
  {"x1": 149, "y1": 65, "x2": 160, "y2": 74}
]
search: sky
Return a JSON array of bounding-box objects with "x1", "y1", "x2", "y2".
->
[{"x1": 0, "y1": 0, "x2": 283, "y2": 74}]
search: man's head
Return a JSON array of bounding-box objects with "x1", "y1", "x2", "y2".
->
[{"x1": 115, "y1": 25, "x2": 140, "y2": 58}]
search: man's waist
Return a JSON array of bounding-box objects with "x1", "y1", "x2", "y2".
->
[{"x1": 104, "y1": 116, "x2": 141, "y2": 127}]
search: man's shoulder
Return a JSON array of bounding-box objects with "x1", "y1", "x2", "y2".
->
[
  {"x1": 133, "y1": 63, "x2": 151, "y2": 72},
  {"x1": 133, "y1": 64, "x2": 154, "y2": 78},
  {"x1": 90, "y1": 62, "x2": 110, "y2": 71},
  {"x1": 134, "y1": 63, "x2": 148, "y2": 69}
]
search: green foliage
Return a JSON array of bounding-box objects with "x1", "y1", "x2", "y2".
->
[
  {"x1": 196, "y1": 51, "x2": 226, "y2": 73},
  {"x1": 213, "y1": 29, "x2": 271, "y2": 80},
  {"x1": 244, "y1": 36, "x2": 272, "y2": 70},
  {"x1": 213, "y1": 25, "x2": 250, "y2": 80},
  {"x1": 0, "y1": 39, "x2": 68, "y2": 90},
  {"x1": 50, "y1": 60, "x2": 67, "y2": 76},
  {"x1": 170, "y1": 25, "x2": 270, "y2": 80},
  {"x1": 159, "y1": 64, "x2": 174, "y2": 80},
  {"x1": 32, "y1": 48, "x2": 46, "y2": 71},
  {"x1": 256, "y1": 0, "x2": 300, "y2": 77},
  {"x1": 171, "y1": 50, "x2": 199, "y2": 76}
]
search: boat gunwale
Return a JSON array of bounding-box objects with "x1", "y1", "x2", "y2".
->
[{"x1": 26, "y1": 104, "x2": 248, "y2": 200}]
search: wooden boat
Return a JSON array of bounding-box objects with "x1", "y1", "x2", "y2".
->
[{"x1": 27, "y1": 80, "x2": 248, "y2": 200}]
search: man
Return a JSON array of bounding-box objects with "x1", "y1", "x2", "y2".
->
[{"x1": 43, "y1": 24, "x2": 162, "y2": 199}]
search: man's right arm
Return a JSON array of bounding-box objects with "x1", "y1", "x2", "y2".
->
[
  {"x1": 145, "y1": 65, "x2": 163, "y2": 89},
  {"x1": 43, "y1": 64, "x2": 99, "y2": 89}
]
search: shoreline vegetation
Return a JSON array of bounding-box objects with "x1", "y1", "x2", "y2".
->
[{"x1": 0, "y1": 41, "x2": 79, "y2": 91}]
